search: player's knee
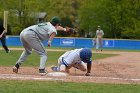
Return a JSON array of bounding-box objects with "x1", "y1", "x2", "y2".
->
[
  {"x1": 27, "y1": 51, "x2": 32, "y2": 55},
  {"x1": 81, "y1": 68, "x2": 87, "y2": 72},
  {"x1": 80, "y1": 68, "x2": 87, "y2": 72},
  {"x1": 40, "y1": 55, "x2": 47, "y2": 60},
  {"x1": 24, "y1": 50, "x2": 32, "y2": 55},
  {"x1": 59, "y1": 65, "x2": 66, "y2": 72}
]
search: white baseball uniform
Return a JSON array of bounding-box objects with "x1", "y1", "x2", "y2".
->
[
  {"x1": 96, "y1": 30, "x2": 104, "y2": 50},
  {"x1": 16, "y1": 22, "x2": 57, "y2": 69},
  {"x1": 57, "y1": 48, "x2": 87, "y2": 72}
]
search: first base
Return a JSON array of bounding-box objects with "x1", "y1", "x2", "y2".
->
[{"x1": 47, "y1": 72, "x2": 68, "y2": 77}]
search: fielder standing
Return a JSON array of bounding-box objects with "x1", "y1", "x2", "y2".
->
[
  {"x1": 51, "y1": 48, "x2": 92, "y2": 76},
  {"x1": 13, "y1": 16, "x2": 71, "y2": 75},
  {"x1": 95, "y1": 26, "x2": 104, "y2": 52}
]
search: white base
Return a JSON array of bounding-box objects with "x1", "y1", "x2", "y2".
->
[{"x1": 47, "y1": 72, "x2": 68, "y2": 77}]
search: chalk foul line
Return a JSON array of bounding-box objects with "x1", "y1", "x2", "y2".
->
[{"x1": 0, "y1": 74, "x2": 140, "y2": 82}]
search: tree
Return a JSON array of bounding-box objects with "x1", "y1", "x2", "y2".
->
[
  {"x1": 0, "y1": 0, "x2": 140, "y2": 38},
  {"x1": 78, "y1": 0, "x2": 140, "y2": 39}
]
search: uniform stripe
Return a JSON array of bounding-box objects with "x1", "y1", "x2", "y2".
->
[{"x1": 62, "y1": 57, "x2": 69, "y2": 66}]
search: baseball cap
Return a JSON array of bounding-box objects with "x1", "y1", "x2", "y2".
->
[{"x1": 50, "y1": 16, "x2": 61, "y2": 25}]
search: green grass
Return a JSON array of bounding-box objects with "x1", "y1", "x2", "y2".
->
[
  {"x1": 1, "y1": 46, "x2": 140, "y2": 52},
  {"x1": 7, "y1": 45, "x2": 140, "y2": 50},
  {"x1": 0, "y1": 50, "x2": 118, "y2": 66},
  {"x1": 0, "y1": 48, "x2": 139, "y2": 93},
  {"x1": 0, "y1": 80, "x2": 139, "y2": 93},
  {"x1": 103, "y1": 48, "x2": 140, "y2": 52}
]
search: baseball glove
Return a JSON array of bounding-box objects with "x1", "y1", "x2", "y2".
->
[{"x1": 66, "y1": 27, "x2": 75, "y2": 34}]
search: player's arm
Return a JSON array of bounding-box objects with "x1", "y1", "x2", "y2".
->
[
  {"x1": 87, "y1": 63, "x2": 91, "y2": 73},
  {"x1": 56, "y1": 26, "x2": 74, "y2": 33},
  {"x1": 102, "y1": 30, "x2": 104, "y2": 36},
  {"x1": 0, "y1": 27, "x2": 5, "y2": 38},
  {"x1": 95, "y1": 30, "x2": 98, "y2": 38},
  {"x1": 56, "y1": 26, "x2": 66, "y2": 31},
  {"x1": 85, "y1": 60, "x2": 92, "y2": 76},
  {"x1": 48, "y1": 32, "x2": 56, "y2": 47}
]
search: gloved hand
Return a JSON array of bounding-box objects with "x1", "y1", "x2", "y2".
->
[{"x1": 66, "y1": 27, "x2": 75, "y2": 34}]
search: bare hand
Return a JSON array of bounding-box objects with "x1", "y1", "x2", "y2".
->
[
  {"x1": 48, "y1": 41, "x2": 51, "y2": 47},
  {"x1": 85, "y1": 72, "x2": 91, "y2": 76}
]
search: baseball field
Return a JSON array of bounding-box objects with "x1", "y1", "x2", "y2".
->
[{"x1": 0, "y1": 47, "x2": 140, "y2": 93}]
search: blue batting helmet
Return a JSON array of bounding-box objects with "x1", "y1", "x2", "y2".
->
[{"x1": 80, "y1": 48, "x2": 92, "y2": 62}]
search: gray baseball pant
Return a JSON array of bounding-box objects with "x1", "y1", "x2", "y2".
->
[{"x1": 16, "y1": 30, "x2": 47, "y2": 69}]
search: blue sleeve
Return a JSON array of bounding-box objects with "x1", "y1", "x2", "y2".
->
[{"x1": 87, "y1": 60, "x2": 92, "y2": 64}]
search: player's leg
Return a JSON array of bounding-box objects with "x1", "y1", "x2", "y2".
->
[
  {"x1": 99, "y1": 38, "x2": 103, "y2": 51},
  {"x1": 13, "y1": 45, "x2": 32, "y2": 73},
  {"x1": 0, "y1": 35, "x2": 9, "y2": 53},
  {"x1": 59, "y1": 57, "x2": 71, "y2": 73},
  {"x1": 72, "y1": 62, "x2": 87, "y2": 72},
  {"x1": 13, "y1": 33, "x2": 32, "y2": 73},
  {"x1": 51, "y1": 57, "x2": 70, "y2": 73},
  {"x1": 16, "y1": 31, "x2": 33, "y2": 64},
  {"x1": 51, "y1": 57, "x2": 62, "y2": 71},
  {"x1": 51, "y1": 57, "x2": 66, "y2": 72},
  {"x1": 27, "y1": 36, "x2": 47, "y2": 75},
  {"x1": 96, "y1": 38, "x2": 99, "y2": 51},
  {"x1": 31, "y1": 41, "x2": 47, "y2": 68}
]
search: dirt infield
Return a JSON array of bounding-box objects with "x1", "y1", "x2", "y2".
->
[{"x1": 0, "y1": 48, "x2": 140, "y2": 84}]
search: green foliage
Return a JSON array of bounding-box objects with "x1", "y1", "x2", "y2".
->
[
  {"x1": 78, "y1": 0, "x2": 140, "y2": 39},
  {"x1": 0, "y1": 0, "x2": 140, "y2": 38},
  {"x1": 0, "y1": 0, "x2": 80, "y2": 36},
  {"x1": 12, "y1": 23, "x2": 23, "y2": 35}
]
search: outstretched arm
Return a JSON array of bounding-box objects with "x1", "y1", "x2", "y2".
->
[
  {"x1": 56, "y1": 26, "x2": 66, "y2": 31},
  {"x1": 56, "y1": 26, "x2": 75, "y2": 33}
]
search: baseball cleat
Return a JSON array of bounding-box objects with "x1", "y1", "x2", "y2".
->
[
  {"x1": 51, "y1": 66, "x2": 58, "y2": 72},
  {"x1": 13, "y1": 63, "x2": 19, "y2": 73},
  {"x1": 6, "y1": 50, "x2": 11, "y2": 53},
  {"x1": 13, "y1": 66, "x2": 18, "y2": 73},
  {"x1": 39, "y1": 69, "x2": 47, "y2": 76}
]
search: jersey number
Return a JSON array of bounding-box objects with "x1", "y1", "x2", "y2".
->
[{"x1": 37, "y1": 23, "x2": 47, "y2": 27}]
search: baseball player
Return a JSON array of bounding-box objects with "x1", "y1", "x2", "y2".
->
[
  {"x1": 95, "y1": 26, "x2": 104, "y2": 52},
  {"x1": 0, "y1": 20, "x2": 10, "y2": 53},
  {"x1": 51, "y1": 48, "x2": 92, "y2": 76},
  {"x1": 13, "y1": 16, "x2": 71, "y2": 75}
]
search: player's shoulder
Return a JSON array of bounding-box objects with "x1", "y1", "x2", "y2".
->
[
  {"x1": 72, "y1": 48, "x2": 82, "y2": 54},
  {"x1": 47, "y1": 22, "x2": 56, "y2": 30},
  {"x1": 74, "y1": 48, "x2": 82, "y2": 51},
  {"x1": 46, "y1": 22, "x2": 51, "y2": 25}
]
